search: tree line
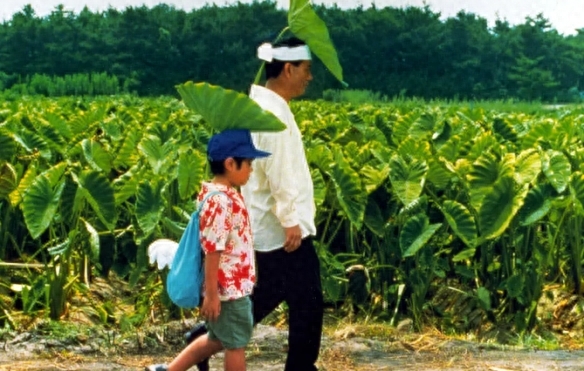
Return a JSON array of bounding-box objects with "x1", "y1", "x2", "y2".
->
[{"x1": 1, "y1": 1, "x2": 583, "y2": 101}]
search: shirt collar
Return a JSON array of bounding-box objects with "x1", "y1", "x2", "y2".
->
[
  {"x1": 250, "y1": 84, "x2": 288, "y2": 107},
  {"x1": 201, "y1": 181, "x2": 236, "y2": 196}
]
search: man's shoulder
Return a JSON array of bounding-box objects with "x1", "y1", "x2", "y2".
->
[{"x1": 250, "y1": 85, "x2": 292, "y2": 121}]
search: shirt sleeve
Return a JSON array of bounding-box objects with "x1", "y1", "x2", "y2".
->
[
  {"x1": 256, "y1": 129, "x2": 300, "y2": 228},
  {"x1": 199, "y1": 194, "x2": 232, "y2": 254}
]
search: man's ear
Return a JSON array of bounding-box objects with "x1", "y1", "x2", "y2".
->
[{"x1": 283, "y1": 62, "x2": 293, "y2": 78}]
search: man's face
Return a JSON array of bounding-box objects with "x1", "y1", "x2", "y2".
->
[{"x1": 288, "y1": 60, "x2": 313, "y2": 98}]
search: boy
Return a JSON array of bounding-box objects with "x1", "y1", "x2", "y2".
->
[{"x1": 146, "y1": 128, "x2": 270, "y2": 371}]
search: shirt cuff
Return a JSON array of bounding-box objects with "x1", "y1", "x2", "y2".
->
[{"x1": 279, "y1": 211, "x2": 300, "y2": 228}]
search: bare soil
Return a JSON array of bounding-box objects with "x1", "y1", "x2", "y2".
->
[
  {"x1": 2, "y1": 277, "x2": 584, "y2": 371},
  {"x1": 2, "y1": 321, "x2": 584, "y2": 371}
]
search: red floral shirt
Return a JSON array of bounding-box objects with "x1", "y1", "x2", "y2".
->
[{"x1": 198, "y1": 182, "x2": 256, "y2": 301}]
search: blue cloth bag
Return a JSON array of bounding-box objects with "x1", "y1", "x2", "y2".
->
[{"x1": 167, "y1": 191, "x2": 225, "y2": 308}]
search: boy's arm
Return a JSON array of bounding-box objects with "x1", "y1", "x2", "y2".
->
[{"x1": 201, "y1": 251, "x2": 221, "y2": 322}]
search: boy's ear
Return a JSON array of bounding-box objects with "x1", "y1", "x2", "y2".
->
[{"x1": 223, "y1": 157, "x2": 235, "y2": 170}]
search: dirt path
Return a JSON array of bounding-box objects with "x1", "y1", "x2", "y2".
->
[{"x1": 2, "y1": 324, "x2": 584, "y2": 371}]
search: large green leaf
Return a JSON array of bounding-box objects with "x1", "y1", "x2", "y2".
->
[
  {"x1": 9, "y1": 164, "x2": 37, "y2": 207},
  {"x1": 468, "y1": 152, "x2": 513, "y2": 211},
  {"x1": 478, "y1": 177, "x2": 528, "y2": 240},
  {"x1": 400, "y1": 214, "x2": 441, "y2": 258},
  {"x1": 45, "y1": 113, "x2": 73, "y2": 140},
  {"x1": 177, "y1": 149, "x2": 206, "y2": 200},
  {"x1": 364, "y1": 197, "x2": 386, "y2": 237},
  {"x1": 397, "y1": 137, "x2": 431, "y2": 160},
  {"x1": 0, "y1": 162, "x2": 17, "y2": 200},
  {"x1": 44, "y1": 162, "x2": 68, "y2": 186},
  {"x1": 113, "y1": 129, "x2": 142, "y2": 169},
  {"x1": 288, "y1": 0, "x2": 346, "y2": 85},
  {"x1": 113, "y1": 165, "x2": 143, "y2": 206},
  {"x1": 0, "y1": 131, "x2": 16, "y2": 161},
  {"x1": 360, "y1": 164, "x2": 390, "y2": 194},
  {"x1": 388, "y1": 155, "x2": 427, "y2": 207},
  {"x1": 307, "y1": 143, "x2": 334, "y2": 172},
  {"x1": 441, "y1": 200, "x2": 477, "y2": 248},
  {"x1": 514, "y1": 149, "x2": 541, "y2": 186},
  {"x1": 22, "y1": 175, "x2": 66, "y2": 239},
  {"x1": 468, "y1": 152, "x2": 513, "y2": 188},
  {"x1": 409, "y1": 113, "x2": 436, "y2": 140},
  {"x1": 136, "y1": 181, "x2": 165, "y2": 236},
  {"x1": 60, "y1": 178, "x2": 82, "y2": 225},
  {"x1": 328, "y1": 147, "x2": 366, "y2": 229},
  {"x1": 13, "y1": 130, "x2": 51, "y2": 159},
  {"x1": 176, "y1": 82, "x2": 286, "y2": 132},
  {"x1": 311, "y1": 168, "x2": 326, "y2": 207},
  {"x1": 517, "y1": 184, "x2": 553, "y2": 226},
  {"x1": 492, "y1": 117, "x2": 518, "y2": 144},
  {"x1": 138, "y1": 135, "x2": 175, "y2": 176},
  {"x1": 542, "y1": 150, "x2": 571, "y2": 194},
  {"x1": 73, "y1": 170, "x2": 116, "y2": 230},
  {"x1": 82, "y1": 139, "x2": 112, "y2": 173},
  {"x1": 37, "y1": 119, "x2": 67, "y2": 153}
]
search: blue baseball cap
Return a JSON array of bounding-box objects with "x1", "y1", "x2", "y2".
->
[{"x1": 207, "y1": 129, "x2": 271, "y2": 161}]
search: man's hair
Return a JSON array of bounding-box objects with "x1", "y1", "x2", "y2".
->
[
  {"x1": 265, "y1": 37, "x2": 306, "y2": 80},
  {"x1": 209, "y1": 157, "x2": 246, "y2": 175}
]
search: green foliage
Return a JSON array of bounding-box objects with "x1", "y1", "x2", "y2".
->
[
  {"x1": 1, "y1": 3, "x2": 583, "y2": 101},
  {"x1": 288, "y1": 0, "x2": 345, "y2": 86},
  {"x1": 176, "y1": 82, "x2": 286, "y2": 132},
  {"x1": 3, "y1": 96, "x2": 584, "y2": 337},
  {"x1": 1, "y1": 73, "x2": 124, "y2": 98}
]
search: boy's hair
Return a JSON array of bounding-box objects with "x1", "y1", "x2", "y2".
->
[
  {"x1": 209, "y1": 157, "x2": 246, "y2": 175},
  {"x1": 265, "y1": 37, "x2": 306, "y2": 80}
]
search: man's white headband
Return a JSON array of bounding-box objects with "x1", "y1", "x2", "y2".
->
[{"x1": 257, "y1": 43, "x2": 312, "y2": 62}]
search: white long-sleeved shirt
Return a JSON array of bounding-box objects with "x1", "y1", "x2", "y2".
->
[{"x1": 241, "y1": 85, "x2": 316, "y2": 252}]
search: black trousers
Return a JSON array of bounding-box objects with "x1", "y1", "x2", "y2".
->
[{"x1": 252, "y1": 238, "x2": 324, "y2": 371}]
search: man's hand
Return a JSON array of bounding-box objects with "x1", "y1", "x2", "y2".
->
[
  {"x1": 283, "y1": 225, "x2": 302, "y2": 252},
  {"x1": 201, "y1": 293, "x2": 221, "y2": 322}
]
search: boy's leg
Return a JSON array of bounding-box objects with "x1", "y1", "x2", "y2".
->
[
  {"x1": 167, "y1": 334, "x2": 222, "y2": 371},
  {"x1": 224, "y1": 347, "x2": 246, "y2": 371},
  {"x1": 209, "y1": 297, "x2": 253, "y2": 371},
  {"x1": 184, "y1": 323, "x2": 211, "y2": 371},
  {"x1": 284, "y1": 238, "x2": 324, "y2": 371}
]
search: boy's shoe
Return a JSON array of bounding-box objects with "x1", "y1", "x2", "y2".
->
[
  {"x1": 185, "y1": 322, "x2": 210, "y2": 371},
  {"x1": 145, "y1": 365, "x2": 168, "y2": 371}
]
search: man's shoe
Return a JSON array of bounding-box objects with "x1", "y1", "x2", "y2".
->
[
  {"x1": 184, "y1": 322, "x2": 210, "y2": 371},
  {"x1": 185, "y1": 322, "x2": 208, "y2": 344},
  {"x1": 145, "y1": 364, "x2": 168, "y2": 371}
]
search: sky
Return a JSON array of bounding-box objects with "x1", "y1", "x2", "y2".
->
[{"x1": 1, "y1": 0, "x2": 583, "y2": 35}]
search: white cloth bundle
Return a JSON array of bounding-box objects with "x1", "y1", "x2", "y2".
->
[
  {"x1": 257, "y1": 43, "x2": 312, "y2": 62},
  {"x1": 148, "y1": 238, "x2": 179, "y2": 270}
]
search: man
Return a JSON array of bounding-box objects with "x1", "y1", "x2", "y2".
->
[{"x1": 188, "y1": 37, "x2": 323, "y2": 371}]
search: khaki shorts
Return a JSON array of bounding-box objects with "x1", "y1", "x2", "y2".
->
[{"x1": 206, "y1": 296, "x2": 253, "y2": 349}]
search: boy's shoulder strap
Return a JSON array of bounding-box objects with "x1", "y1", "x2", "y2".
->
[{"x1": 195, "y1": 190, "x2": 228, "y2": 214}]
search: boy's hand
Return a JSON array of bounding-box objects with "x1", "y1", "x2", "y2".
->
[
  {"x1": 283, "y1": 225, "x2": 302, "y2": 252},
  {"x1": 201, "y1": 294, "x2": 221, "y2": 322}
]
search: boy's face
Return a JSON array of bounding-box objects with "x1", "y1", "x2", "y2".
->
[{"x1": 224, "y1": 158, "x2": 254, "y2": 187}]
